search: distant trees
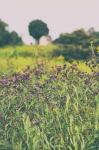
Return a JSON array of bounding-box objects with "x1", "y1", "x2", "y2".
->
[
  {"x1": 28, "y1": 19, "x2": 49, "y2": 44},
  {"x1": 9, "y1": 31, "x2": 23, "y2": 45},
  {"x1": 0, "y1": 19, "x2": 23, "y2": 47},
  {"x1": 0, "y1": 19, "x2": 8, "y2": 32},
  {"x1": 54, "y1": 28, "x2": 99, "y2": 47},
  {"x1": 53, "y1": 28, "x2": 99, "y2": 60},
  {"x1": 54, "y1": 29, "x2": 88, "y2": 46}
]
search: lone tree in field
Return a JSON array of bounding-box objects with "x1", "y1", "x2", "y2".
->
[{"x1": 28, "y1": 19, "x2": 49, "y2": 44}]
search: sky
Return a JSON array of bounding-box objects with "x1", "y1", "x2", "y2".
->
[{"x1": 0, "y1": 0, "x2": 99, "y2": 44}]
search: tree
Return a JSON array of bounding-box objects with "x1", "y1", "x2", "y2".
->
[
  {"x1": 0, "y1": 19, "x2": 10, "y2": 46},
  {"x1": 0, "y1": 19, "x2": 8, "y2": 32},
  {"x1": 0, "y1": 19, "x2": 23, "y2": 47},
  {"x1": 54, "y1": 29, "x2": 89, "y2": 47},
  {"x1": 0, "y1": 31, "x2": 11, "y2": 47},
  {"x1": 28, "y1": 19, "x2": 49, "y2": 44},
  {"x1": 9, "y1": 31, "x2": 23, "y2": 45}
]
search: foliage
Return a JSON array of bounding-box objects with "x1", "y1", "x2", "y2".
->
[
  {"x1": 54, "y1": 28, "x2": 99, "y2": 48},
  {"x1": 0, "y1": 45, "x2": 99, "y2": 149},
  {"x1": 28, "y1": 19, "x2": 49, "y2": 43},
  {"x1": 0, "y1": 63, "x2": 99, "y2": 149},
  {"x1": 9, "y1": 31, "x2": 23, "y2": 45},
  {"x1": 52, "y1": 45, "x2": 92, "y2": 60},
  {"x1": 0, "y1": 45, "x2": 98, "y2": 75},
  {"x1": 0, "y1": 19, "x2": 23, "y2": 47},
  {"x1": 0, "y1": 19, "x2": 8, "y2": 32}
]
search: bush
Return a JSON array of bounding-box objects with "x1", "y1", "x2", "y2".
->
[{"x1": 52, "y1": 45, "x2": 92, "y2": 60}]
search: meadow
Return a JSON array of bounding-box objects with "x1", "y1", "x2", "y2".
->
[{"x1": 0, "y1": 45, "x2": 99, "y2": 150}]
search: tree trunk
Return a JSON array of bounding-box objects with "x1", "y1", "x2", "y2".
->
[{"x1": 35, "y1": 40, "x2": 39, "y2": 45}]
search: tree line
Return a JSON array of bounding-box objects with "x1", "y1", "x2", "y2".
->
[
  {"x1": 0, "y1": 19, "x2": 23, "y2": 47},
  {"x1": 54, "y1": 28, "x2": 99, "y2": 47},
  {"x1": 0, "y1": 19, "x2": 99, "y2": 48}
]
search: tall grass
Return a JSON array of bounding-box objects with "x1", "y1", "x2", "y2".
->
[{"x1": 0, "y1": 63, "x2": 99, "y2": 149}]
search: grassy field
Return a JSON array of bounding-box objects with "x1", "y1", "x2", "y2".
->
[
  {"x1": 0, "y1": 45, "x2": 98, "y2": 74},
  {"x1": 0, "y1": 45, "x2": 99, "y2": 149}
]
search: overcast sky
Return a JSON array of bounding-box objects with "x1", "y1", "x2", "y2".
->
[{"x1": 0, "y1": 0, "x2": 99, "y2": 44}]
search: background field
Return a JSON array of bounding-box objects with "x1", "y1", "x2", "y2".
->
[{"x1": 0, "y1": 44, "x2": 98, "y2": 74}]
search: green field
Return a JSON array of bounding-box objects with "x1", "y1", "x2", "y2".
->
[{"x1": 0, "y1": 45, "x2": 99, "y2": 150}]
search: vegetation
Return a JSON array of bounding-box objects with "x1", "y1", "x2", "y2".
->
[
  {"x1": 28, "y1": 20, "x2": 49, "y2": 44},
  {"x1": 0, "y1": 18, "x2": 99, "y2": 150},
  {"x1": 0, "y1": 44, "x2": 99, "y2": 149},
  {"x1": 54, "y1": 28, "x2": 99, "y2": 47},
  {"x1": 0, "y1": 45, "x2": 98, "y2": 75},
  {"x1": 0, "y1": 19, "x2": 23, "y2": 47},
  {"x1": 0, "y1": 61, "x2": 99, "y2": 150}
]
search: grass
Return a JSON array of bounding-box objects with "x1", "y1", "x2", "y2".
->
[
  {"x1": 0, "y1": 45, "x2": 98, "y2": 75},
  {"x1": 0, "y1": 45, "x2": 99, "y2": 149}
]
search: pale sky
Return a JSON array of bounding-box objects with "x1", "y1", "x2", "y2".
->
[{"x1": 0, "y1": 0, "x2": 99, "y2": 44}]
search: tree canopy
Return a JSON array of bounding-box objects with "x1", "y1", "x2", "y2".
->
[
  {"x1": 54, "y1": 28, "x2": 99, "y2": 47},
  {"x1": 0, "y1": 19, "x2": 23, "y2": 47},
  {"x1": 28, "y1": 19, "x2": 49, "y2": 43}
]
